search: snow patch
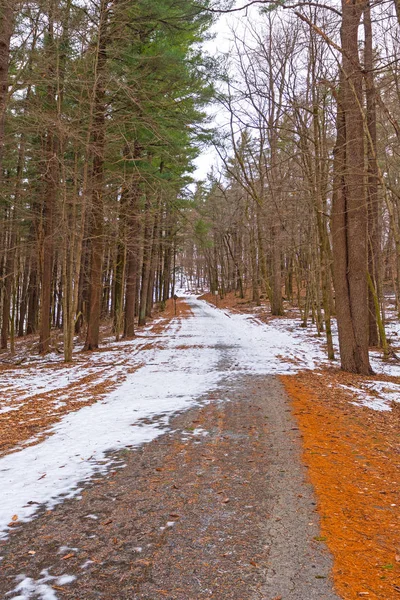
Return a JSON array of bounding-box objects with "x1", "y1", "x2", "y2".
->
[
  {"x1": 7, "y1": 570, "x2": 76, "y2": 600},
  {"x1": 341, "y1": 382, "x2": 399, "y2": 412},
  {"x1": 2, "y1": 295, "x2": 398, "y2": 542}
]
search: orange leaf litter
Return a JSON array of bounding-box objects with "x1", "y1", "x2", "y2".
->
[
  {"x1": 282, "y1": 372, "x2": 400, "y2": 600},
  {"x1": 0, "y1": 298, "x2": 191, "y2": 458}
]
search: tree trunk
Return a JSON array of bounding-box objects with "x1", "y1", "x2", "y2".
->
[
  {"x1": 271, "y1": 222, "x2": 283, "y2": 315},
  {"x1": 84, "y1": 0, "x2": 109, "y2": 350},
  {"x1": 124, "y1": 177, "x2": 141, "y2": 337},
  {"x1": 364, "y1": 1, "x2": 380, "y2": 347},
  {"x1": 0, "y1": 0, "x2": 13, "y2": 167},
  {"x1": 332, "y1": 1, "x2": 372, "y2": 375},
  {"x1": 138, "y1": 196, "x2": 153, "y2": 326},
  {"x1": 113, "y1": 191, "x2": 127, "y2": 340},
  {"x1": 39, "y1": 2, "x2": 58, "y2": 354},
  {"x1": 39, "y1": 130, "x2": 57, "y2": 353}
]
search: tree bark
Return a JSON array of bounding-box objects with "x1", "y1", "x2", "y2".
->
[
  {"x1": 364, "y1": 1, "x2": 380, "y2": 347},
  {"x1": 138, "y1": 195, "x2": 153, "y2": 326},
  {"x1": 332, "y1": 1, "x2": 372, "y2": 375},
  {"x1": 124, "y1": 177, "x2": 141, "y2": 337},
  {"x1": 84, "y1": 0, "x2": 109, "y2": 350},
  {"x1": 0, "y1": 0, "x2": 13, "y2": 167},
  {"x1": 39, "y1": 1, "x2": 58, "y2": 354}
]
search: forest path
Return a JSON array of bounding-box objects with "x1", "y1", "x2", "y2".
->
[{"x1": 0, "y1": 299, "x2": 340, "y2": 599}]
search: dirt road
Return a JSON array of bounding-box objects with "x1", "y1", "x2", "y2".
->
[
  {"x1": 0, "y1": 299, "x2": 341, "y2": 599},
  {"x1": 0, "y1": 374, "x2": 340, "y2": 599}
]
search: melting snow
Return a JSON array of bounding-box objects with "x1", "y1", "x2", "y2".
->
[
  {"x1": 0, "y1": 296, "x2": 398, "y2": 541},
  {"x1": 7, "y1": 570, "x2": 76, "y2": 600}
]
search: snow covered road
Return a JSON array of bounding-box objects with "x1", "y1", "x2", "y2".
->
[{"x1": 0, "y1": 297, "x2": 330, "y2": 539}]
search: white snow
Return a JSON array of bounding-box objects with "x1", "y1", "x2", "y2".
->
[
  {"x1": 7, "y1": 570, "x2": 76, "y2": 600},
  {"x1": 0, "y1": 295, "x2": 398, "y2": 546},
  {"x1": 57, "y1": 546, "x2": 78, "y2": 555},
  {"x1": 341, "y1": 381, "x2": 400, "y2": 411},
  {"x1": 191, "y1": 428, "x2": 209, "y2": 436},
  {"x1": 0, "y1": 321, "x2": 165, "y2": 416}
]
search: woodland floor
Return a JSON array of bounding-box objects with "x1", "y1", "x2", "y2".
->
[{"x1": 0, "y1": 295, "x2": 399, "y2": 599}]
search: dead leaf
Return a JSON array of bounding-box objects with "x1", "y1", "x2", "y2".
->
[
  {"x1": 61, "y1": 553, "x2": 75, "y2": 560},
  {"x1": 249, "y1": 560, "x2": 258, "y2": 567},
  {"x1": 11, "y1": 514, "x2": 18, "y2": 522}
]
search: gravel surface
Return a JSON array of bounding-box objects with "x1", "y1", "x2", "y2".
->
[{"x1": 0, "y1": 374, "x2": 340, "y2": 599}]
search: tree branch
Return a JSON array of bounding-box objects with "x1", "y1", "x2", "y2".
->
[{"x1": 208, "y1": 1, "x2": 341, "y2": 16}]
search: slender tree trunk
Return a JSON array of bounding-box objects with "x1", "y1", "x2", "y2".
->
[
  {"x1": 364, "y1": 1, "x2": 380, "y2": 347},
  {"x1": 0, "y1": 1, "x2": 14, "y2": 348},
  {"x1": 39, "y1": 2, "x2": 58, "y2": 354},
  {"x1": 0, "y1": 0, "x2": 13, "y2": 168},
  {"x1": 124, "y1": 177, "x2": 141, "y2": 337},
  {"x1": 84, "y1": 0, "x2": 109, "y2": 350},
  {"x1": 146, "y1": 200, "x2": 161, "y2": 317},
  {"x1": 39, "y1": 131, "x2": 57, "y2": 353},
  {"x1": 113, "y1": 190, "x2": 127, "y2": 340},
  {"x1": 138, "y1": 196, "x2": 153, "y2": 326},
  {"x1": 271, "y1": 222, "x2": 283, "y2": 315}
]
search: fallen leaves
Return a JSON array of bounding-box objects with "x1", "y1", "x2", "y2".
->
[
  {"x1": 0, "y1": 303, "x2": 186, "y2": 460},
  {"x1": 249, "y1": 559, "x2": 258, "y2": 567},
  {"x1": 52, "y1": 585, "x2": 67, "y2": 592},
  {"x1": 283, "y1": 373, "x2": 400, "y2": 600}
]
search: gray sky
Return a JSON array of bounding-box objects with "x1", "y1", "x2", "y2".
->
[
  {"x1": 192, "y1": 8, "x2": 238, "y2": 181},
  {"x1": 193, "y1": 2, "x2": 262, "y2": 181}
]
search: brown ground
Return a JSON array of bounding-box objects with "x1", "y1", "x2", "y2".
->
[
  {"x1": 1, "y1": 292, "x2": 399, "y2": 599},
  {"x1": 201, "y1": 290, "x2": 400, "y2": 599},
  {"x1": 0, "y1": 298, "x2": 191, "y2": 458},
  {"x1": 282, "y1": 372, "x2": 400, "y2": 600},
  {"x1": 0, "y1": 376, "x2": 339, "y2": 600}
]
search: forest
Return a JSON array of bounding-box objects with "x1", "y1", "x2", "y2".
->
[
  {"x1": 0, "y1": 0, "x2": 215, "y2": 361},
  {"x1": 2, "y1": 3, "x2": 400, "y2": 598},
  {"x1": 1, "y1": 0, "x2": 400, "y2": 375}
]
